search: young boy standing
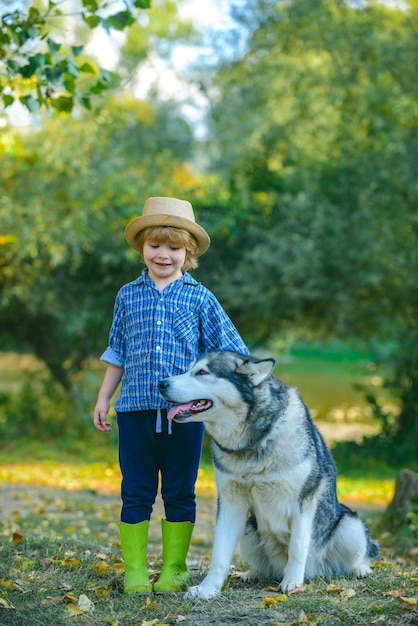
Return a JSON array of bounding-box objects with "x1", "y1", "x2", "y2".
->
[{"x1": 93, "y1": 197, "x2": 248, "y2": 594}]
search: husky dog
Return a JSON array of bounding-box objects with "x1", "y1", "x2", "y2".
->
[{"x1": 158, "y1": 351, "x2": 379, "y2": 600}]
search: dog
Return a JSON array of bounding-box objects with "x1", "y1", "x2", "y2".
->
[{"x1": 158, "y1": 351, "x2": 379, "y2": 599}]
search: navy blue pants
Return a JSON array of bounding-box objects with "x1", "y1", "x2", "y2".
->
[{"x1": 117, "y1": 410, "x2": 205, "y2": 524}]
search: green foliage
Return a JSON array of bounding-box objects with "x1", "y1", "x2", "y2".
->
[
  {"x1": 0, "y1": 94, "x2": 198, "y2": 386},
  {"x1": 0, "y1": 370, "x2": 93, "y2": 442},
  {"x1": 0, "y1": 1, "x2": 149, "y2": 112},
  {"x1": 198, "y1": 0, "x2": 418, "y2": 446}
]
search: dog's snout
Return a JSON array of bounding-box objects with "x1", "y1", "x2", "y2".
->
[{"x1": 158, "y1": 379, "x2": 168, "y2": 392}]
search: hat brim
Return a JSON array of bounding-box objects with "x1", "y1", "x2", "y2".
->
[{"x1": 125, "y1": 214, "x2": 211, "y2": 256}]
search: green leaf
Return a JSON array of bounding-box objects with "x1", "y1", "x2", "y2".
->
[
  {"x1": 27, "y1": 27, "x2": 39, "y2": 38},
  {"x1": 6, "y1": 59, "x2": 21, "y2": 73},
  {"x1": 28, "y1": 6, "x2": 40, "y2": 18},
  {"x1": 44, "y1": 66, "x2": 62, "y2": 83},
  {"x1": 50, "y1": 95, "x2": 73, "y2": 112},
  {"x1": 62, "y1": 57, "x2": 79, "y2": 78},
  {"x1": 82, "y1": 0, "x2": 98, "y2": 11},
  {"x1": 72, "y1": 45, "x2": 84, "y2": 57},
  {"x1": 2, "y1": 94, "x2": 14, "y2": 108},
  {"x1": 77, "y1": 62, "x2": 96, "y2": 74},
  {"x1": 83, "y1": 14, "x2": 101, "y2": 28},
  {"x1": 78, "y1": 96, "x2": 92, "y2": 110},
  {"x1": 47, "y1": 38, "x2": 61, "y2": 54},
  {"x1": 19, "y1": 96, "x2": 40, "y2": 113},
  {"x1": 103, "y1": 11, "x2": 135, "y2": 31},
  {"x1": 63, "y1": 76, "x2": 76, "y2": 93},
  {"x1": 134, "y1": 0, "x2": 151, "y2": 8}
]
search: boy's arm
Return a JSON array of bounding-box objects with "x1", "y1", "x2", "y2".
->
[
  {"x1": 93, "y1": 363, "x2": 124, "y2": 432},
  {"x1": 201, "y1": 292, "x2": 249, "y2": 354}
]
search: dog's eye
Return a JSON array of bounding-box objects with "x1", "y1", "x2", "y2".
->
[{"x1": 197, "y1": 369, "x2": 209, "y2": 376}]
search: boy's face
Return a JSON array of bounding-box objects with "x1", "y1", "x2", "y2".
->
[{"x1": 143, "y1": 239, "x2": 187, "y2": 285}]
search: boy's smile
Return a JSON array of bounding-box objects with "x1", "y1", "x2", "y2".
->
[{"x1": 143, "y1": 241, "x2": 186, "y2": 288}]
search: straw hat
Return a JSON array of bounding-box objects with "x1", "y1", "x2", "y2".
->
[{"x1": 125, "y1": 197, "x2": 210, "y2": 256}]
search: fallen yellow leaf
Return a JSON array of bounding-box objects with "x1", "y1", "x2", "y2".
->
[
  {"x1": 397, "y1": 596, "x2": 417, "y2": 607},
  {"x1": 15, "y1": 556, "x2": 35, "y2": 571},
  {"x1": 326, "y1": 584, "x2": 343, "y2": 594},
  {"x1": 66, "y1": 603, "x2": 84, "y2": 616},
  {"x1": 78, "y1": 594, "x2": 94, "y2": 613},
  {"x1": 373, "y1": 561, "x2": 393, "y2": 569},
  {"x1": 109, "y1": 563, "x2": 124, "y2": 573},
  {"x1": 64, "y1": 558, "x2": 80, "y2": 571},
  {"x1": 340, "y1": 588, "x2": 356, "y2": 600},
  {"x1": 146, "y1": 597, "x2": 161, "y2": 610},
  {"x1": 12, "y1": 531, "x2": 23, "y2": 546},
  {"x1": 95, "y1": 585, "x2": 113, "y2": 599},
  {"x1": 287, "y1": 586, "x2": 305, "y2": 595},
  {"x1": 63, "y1": 592, "x2": 78, "y2": 603},
  {"x1": 92, "y1": 561, "x2": 109, "y2": 576}
]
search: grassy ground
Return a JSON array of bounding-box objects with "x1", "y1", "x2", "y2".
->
[
  {"x1": 0, "y1": 348, "x2": 416, "y2": 625},
  {"x1": 0, "y1": 443, "x2": 417, "y2": 626},
  {"x1": 0, "y1": 533, "x2": 417, "y2": 626}
]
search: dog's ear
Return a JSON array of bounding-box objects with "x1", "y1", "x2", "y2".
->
[{"x1": 237, "y1": 358, "x2": 275, "y2": 386}]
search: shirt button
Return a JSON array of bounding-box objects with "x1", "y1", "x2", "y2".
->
[
  {"x1": 156, "y1": 346, "x2": 161, "y2": 351},
  {"x1": 157, "y1": 320, "x2": 162, "y2": 325},
  {"x1": 155, "y1": 371, "x2": 160, "y2": 376}
]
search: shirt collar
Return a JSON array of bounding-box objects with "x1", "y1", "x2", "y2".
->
[{"x1": 132, "y1": 268, "x2": 199, "y2": 287}]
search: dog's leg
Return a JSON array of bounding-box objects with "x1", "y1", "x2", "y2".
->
[
  {"x1": 280, "y1": 506, "x2": 314, "y2": 593},
  {"x1": 186, "y1": 494, "x2": 248, "y2": 599}
]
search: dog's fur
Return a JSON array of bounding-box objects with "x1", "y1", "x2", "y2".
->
[{"x1": 159, "y1": 351, "x2": 379, "y2": 599}]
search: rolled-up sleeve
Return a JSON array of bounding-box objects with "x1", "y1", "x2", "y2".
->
[{"x1": 100, "y1": 346, "x2": 125, "y2": 367}]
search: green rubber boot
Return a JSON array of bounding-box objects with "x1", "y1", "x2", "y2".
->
[
  {"x1": 153, "y1": 520, "x2": 194, "y2": 593},
  {"x1": 119, "y1": 521, "x2": 152, "y2": 594}
]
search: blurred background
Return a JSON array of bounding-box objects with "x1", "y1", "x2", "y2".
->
[{"x1": 1, "y1": 0, "x2": 417, "y2": 472}]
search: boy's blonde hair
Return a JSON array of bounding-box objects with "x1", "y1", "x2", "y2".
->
[{"x1": 136, "y1": 226, "x2": 199, "y2": 271}]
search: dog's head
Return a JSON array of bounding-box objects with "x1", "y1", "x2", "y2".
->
[{"x1": 158, "y1": 351, "x2": 275, "y2": 423}]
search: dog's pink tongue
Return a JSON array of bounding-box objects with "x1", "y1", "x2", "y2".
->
[{"x1": 167, "y1": 402, "x2": 194, "y2": 421}]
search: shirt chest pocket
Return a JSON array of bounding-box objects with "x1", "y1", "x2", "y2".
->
[{"x1": 174, "y1": 307, "x2": 200, "y2": 344}]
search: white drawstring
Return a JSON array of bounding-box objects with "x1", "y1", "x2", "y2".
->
[{"x1": 156, "y1": 409, "x2": 172, "y2": 435}]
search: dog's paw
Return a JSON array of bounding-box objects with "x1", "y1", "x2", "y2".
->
[
  {"x1": 280, "y1": 578, "x2": 302, "y2": 593},
  {"x1": 241, "y1": 569, "x2": 259, "y2": 583},
  {"x1": 184, "y1": 585, "x2": 220, "y2": 600},
  {"x1": 353, "y1": 564, "x2": 372, "y2": 578}
]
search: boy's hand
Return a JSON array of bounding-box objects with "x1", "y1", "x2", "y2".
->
[{"x1": 93, "y1": 401, "x2": 112, "y2": 432}]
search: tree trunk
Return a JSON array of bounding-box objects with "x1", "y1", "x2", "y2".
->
[{"x1": 387, "y1": 469, "x2": 418, "y2": 512}]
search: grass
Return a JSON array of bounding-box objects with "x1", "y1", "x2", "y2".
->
[
  {"x1": 1, "y1": 348, "x2": 417, "y2": 624},
  {"x1": 1, "y1": 529, "x2": 417, "y2": 625},
  {"x1": 1, "y1": 442, "x2": 417, "y2": 625}
]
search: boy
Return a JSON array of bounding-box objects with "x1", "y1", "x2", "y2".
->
[{"x1": 93, "y1": 197, "x2": 248, "y2": 594}]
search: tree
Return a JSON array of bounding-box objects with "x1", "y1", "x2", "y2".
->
[
  {"x1": 0, "y1": 92, "x2": 200, "y2": 389},
  {"x1": 197, "y1": 0, "x2": 418, "y2": 451},
  {"x1": 0, "y1": 0, "x2": 152, "y2": 112}
]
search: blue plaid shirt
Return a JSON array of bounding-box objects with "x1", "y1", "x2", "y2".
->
[{"x1": 101, "y1": 269, "x2": 248, "y2": 412}]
